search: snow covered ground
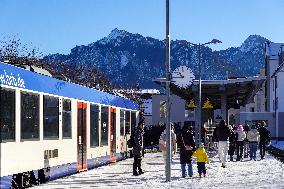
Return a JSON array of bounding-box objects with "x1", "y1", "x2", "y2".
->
[
  {"x1": 271, "y1": 140, "x2": 284, "y2": 150},
  {"x1": 33, "y1": 151, "x2": 284, "y2": 189}
]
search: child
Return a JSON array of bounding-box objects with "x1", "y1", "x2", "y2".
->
[{"x1": 193, "y1": 143, "x2": 209, "y2": 178}]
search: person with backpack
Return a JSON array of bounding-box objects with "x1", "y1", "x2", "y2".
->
[
  {"x1": 132, "y1": 121, "x2": 144, "y2": 176},
  {"x1": 257, "y1": 121, "x2": 270, "y2": 160}
]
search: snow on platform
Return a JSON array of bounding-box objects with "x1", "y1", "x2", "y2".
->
[{"x1": 33, "y1": 152, "x2": 284, "y2": 189}]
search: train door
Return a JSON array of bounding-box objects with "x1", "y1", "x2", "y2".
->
[
  {"x1": 110, "y1": 108, "x2": 116, "y2": 160},
  {"x1": 77, "y1": 102, "x2": 87, "y2": 171}
]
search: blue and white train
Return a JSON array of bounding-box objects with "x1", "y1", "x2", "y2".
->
[{"x1": 0, "y1": 62, "x2": 139, "y2": 188}]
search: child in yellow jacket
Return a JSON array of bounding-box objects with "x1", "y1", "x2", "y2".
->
[{"x1": 193, "y1": 143, "x2": 209, "y2": 177}]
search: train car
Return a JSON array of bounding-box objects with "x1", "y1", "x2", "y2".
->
[{"x1": 0, "y1": 62, "x2": 139, "y2": 188}]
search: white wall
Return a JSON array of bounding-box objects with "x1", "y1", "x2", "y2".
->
[{"x1": 152, "y1": 94, "x2": 186, "y2": 126}]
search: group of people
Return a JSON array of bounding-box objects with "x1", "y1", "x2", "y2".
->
[
  {"x1": 213, "y1": 120, "x2": 270, "y2": 168},
  {"x1": 159, "y1": 124, "x2": 209, "y2": 178},
  {"x1": 131, "y1": 120, "x2": 270, "y2": 178}
]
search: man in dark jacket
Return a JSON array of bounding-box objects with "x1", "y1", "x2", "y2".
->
[
  {"x1": 228, "y1": 125, "x2": 236, "y2": 161},
  {"x1": 257, "y1": 121, "x2": 270, "y2": 159},
  {"x1": 213, "y1": 120, "x2": 230, "y2": 168},
  {"x1": 132, "y1": 121, "x2": 144, "y2": 176},
  {"x1": 177, "y1": 125, "x2": 195, "y2": 178}
]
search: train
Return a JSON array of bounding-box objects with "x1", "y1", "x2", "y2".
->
[{"x1": 0, "y1": 62, "x2": 139, "y2": 188}]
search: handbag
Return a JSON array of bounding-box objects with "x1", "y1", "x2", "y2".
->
[{"x1": 181, "y1": 135, "x2": 192, "y2": 151}]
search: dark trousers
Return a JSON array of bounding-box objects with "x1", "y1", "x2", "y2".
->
[
  {"x1": 228, "y1": 143, "x2": 235, "y2": 160},
  {"x1": 236, "y1": 141, "x2": 244, "y2": 160},
  {"x1": 259, "y1": 142, "x2": 266, "y2": 159},
  {"x1": 197, "y1": 162, "x2": 206, "y2": 175},
  {"x1": 133, "y1": 155, "x2": 142, "y2": 174}
]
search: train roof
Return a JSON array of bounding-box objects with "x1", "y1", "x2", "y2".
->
[{"x1": 0, "y1": 62, "x2": 139, "y2": 110}]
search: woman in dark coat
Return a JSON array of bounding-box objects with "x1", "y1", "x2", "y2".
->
[{"x1": 177, "y1": 125, "x2": 195, "y2": 178}]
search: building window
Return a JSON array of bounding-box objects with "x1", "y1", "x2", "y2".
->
[
  {"x1": 275, "y1": 76, "x2": 278, "y2": 89},
  {"x1": 43, "y1": 95, "x2": 59, "y2": 139},
  {"x1": 0, "y1": 88, "x2": 15, "y2": 142},
  {"x1": 90, "y1": 104, "x2": 100, "y2": 147},
  {"x1": 125, "y1": 111, "x2": 130, "y2": 135},
  {"x1": 250, "y1": 107, "x2": 255, "y2": 112},
  {"x1": 62, "y1": 99, "x2": 72, "y2": 138},
  {"x1": 100, "y1": 106, "x2": 109, "y2": 146},
  {"x1": 21, "y1": 92, "x2": 39, "y2": 140},
  {"x1": 120, "y1": 110, "x2": 125, "y2": 136}
]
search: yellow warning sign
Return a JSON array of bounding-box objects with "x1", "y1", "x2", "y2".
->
[
  {"x1": 203, "y1": 98, "x2": 213, "y2": 109},
  {"x1": 187, "y1": 99, "x2": 197, "y2": 108}
]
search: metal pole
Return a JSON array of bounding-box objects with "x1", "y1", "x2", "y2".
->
[
  {"x1": 165, "y1": 0, "x2": 171, "y2": 182},
  {"x1": 198, "y1": 43, "x2": 202, "y2": 146}
]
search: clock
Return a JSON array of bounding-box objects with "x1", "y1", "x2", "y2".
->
[{"x1": 171, "y1": 66, "x2": 195, "y2": 88}]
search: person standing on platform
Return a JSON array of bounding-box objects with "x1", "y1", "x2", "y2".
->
[
  {"x1": 235, "y1": 125, "x2": 246, "y2": 161},
  {"x1": 177, "y1": 125, "x2": 195, "y2": 178},
  {"x1": 213, "y1": 120, "x2": 230, "y2": 168},
  {"x1": 228, "y1": 125, "x2": 236, "y2": 161},
  {"x1": 247, "y1": 124, "x2": 260, "y2": 161},
  {"x1": 193, "y1": 143, "x2": 210, "y2": 178},
  {"x1": 257, "y1": 121, "x2": 270, "y2": 160},
  {"x1": 132, "y1": 121, "x2": 144, "y2": 176}
]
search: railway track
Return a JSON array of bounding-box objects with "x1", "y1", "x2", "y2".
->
[{"x1": 267, "y1": 145, "x2": 284, "y2": 163}]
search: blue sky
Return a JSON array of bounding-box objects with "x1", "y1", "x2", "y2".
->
[{"x1": 1, "y1": 0, "x2": 284, "y2": 55}]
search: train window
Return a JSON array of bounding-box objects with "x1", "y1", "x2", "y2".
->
[
  {"x1": 0, "y1": 88, "x2": 15, "y2": 142},
  {"x1": 125, "y1": 111, "x2": 130, "y2": 135},
  {"x1": 100, "y1": 106, "x2": 109, "y2": 146},
  {"x1": 21, "y1": 92, "x2": 39, "y2": 140},
  {"x1": 43, "y1": 95, "x2": 59, "y2": 139},
  {"x1": 131, "y1": 111, "x2": 137, "y2": 132},
  {"x1": 90, "y1": 104, "x2": 99, "y2": 147},
  {"x1": 120, "y1": 110, "x2": 125, "y2": 136},
  {"x1": 62, "y1": 99, "x2": 72, "y2": 138}
]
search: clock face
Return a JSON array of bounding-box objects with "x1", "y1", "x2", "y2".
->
[{"x1": 171, "y1": 66, "x2": 195, "y2": 88}]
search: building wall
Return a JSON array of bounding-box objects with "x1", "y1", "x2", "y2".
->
[
  {"x1": 239, "y1": 112, "x2": 275, "y2": 138},
  {"x1": 152, "y1": 94, "x2": 186, "y2": 126},
  {"x1": 265, "y1": 42, "x2": 284, "y2": 140},
  {"x1": 275, "y1": 69, "x2": 284, "y2": 139}
]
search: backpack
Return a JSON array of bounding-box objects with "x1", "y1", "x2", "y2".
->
[{"x1": 127, "y1": 134, "x2": 135, "y2": 148}]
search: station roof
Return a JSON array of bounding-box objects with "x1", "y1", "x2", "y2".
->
[{"x1": 154, "y1": 76, "x2": 266, "y2": 109}]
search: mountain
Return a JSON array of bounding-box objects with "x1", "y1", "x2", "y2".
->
[{"x1": 44, "y1": 29, "x2": 270, "y2": 88}]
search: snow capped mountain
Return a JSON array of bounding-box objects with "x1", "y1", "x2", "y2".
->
[{"x1": 44, "y1": 29, "x2": 270, "y2": 88}]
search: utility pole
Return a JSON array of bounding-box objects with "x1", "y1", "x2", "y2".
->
[
  {"x1": 165, "y1": 0, "x2": 171, "y2": 182},
  {"x1": 198, "y1": 43, "x2": 202, "y2": 146}
]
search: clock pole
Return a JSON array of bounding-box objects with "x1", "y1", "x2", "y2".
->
[{"x1": 165, "y1": 0, "x2": 171, "y2": 182}]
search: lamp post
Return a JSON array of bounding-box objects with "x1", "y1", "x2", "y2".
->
[
  {"x1": 197, "y1": 39, "x2": 222, "y2": 146},
  {"x1": 165, "y1": 0, "x2": 171, "y2": 182}
]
